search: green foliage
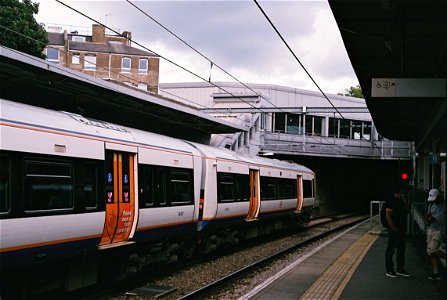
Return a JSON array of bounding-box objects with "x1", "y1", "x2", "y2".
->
[
  {"x1": 338, "y1": 84, "x2": 363, "y2": 98},
  {"x1": 0, "y1": 0, "x2": 48, "y2": 59}
]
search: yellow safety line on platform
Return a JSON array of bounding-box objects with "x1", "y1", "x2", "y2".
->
[{"x1": 300, "y1": 229, "x2": 379, "y2": 300}]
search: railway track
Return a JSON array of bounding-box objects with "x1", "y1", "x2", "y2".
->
[
  {"x1": 31, "y1": 213, "x2": 365, "y2": 300},
  {"x1": 110, "y1": 213, "x2": 368, "y2": 300},
  {"x1": 178, "y1": 214, "x2": 366, "y2": 299}
]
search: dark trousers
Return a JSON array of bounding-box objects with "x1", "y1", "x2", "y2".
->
[{"x1": 385, "y1": 230, "x2": 406, "y2": 271}]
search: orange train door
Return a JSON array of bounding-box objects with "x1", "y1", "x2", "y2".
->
[
  {"x1": 99, "y1": 151, "x2": 137, "y2": 249},
  {"x1": 247, "y1": 169, "x2": 260, "y2": 220},
  {"x1": 296, "y1": 175, "x2": 303, "y2": 212}
]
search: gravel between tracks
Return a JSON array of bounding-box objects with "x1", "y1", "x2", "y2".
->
[{"x1": 111, "y1": 216, "x2": 365, "y2": 300}]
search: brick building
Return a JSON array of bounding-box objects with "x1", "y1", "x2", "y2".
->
[{"x1": 45, "y1": 24, "x2": 159, "y2": 93}]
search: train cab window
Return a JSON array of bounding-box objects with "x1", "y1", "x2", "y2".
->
[
  {"x1": 169, "y1": 169, "x2": 193, "y2": 205},
  {"x1": 84, "y1": 162, "x2": 98, "y2": 209},
  {"x1": 24, "y1": 160, "x2": 73, "y2": 211},
  {"x1": 303, "y1": 179, "x2": 313, "y2": 198},
  {"x1": 0, "y1": 156, "x2": 10, "y2": 213}
]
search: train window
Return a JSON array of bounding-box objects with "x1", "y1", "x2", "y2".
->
[
  {"x1": 218, "y1": 173, "x2": 236, "y2": 202},
  {"x1": 0, "y1": 155, "x2": 10, "y2": 213},
  {"x1": 139, "y1": 165, "x2": 154, "y2": 207},
  {"x1": 278, "y1": 179, "x2": 286, "y2": 199},
  {"x1": 139, "y1": 165, "x2": 193, "y2": 207},
  {"x1": 158, "y1": 169, "x2": 168, "y2": 206},
  {"x1": 283, "y1": 179, "x2": 296, "y2": 199},
  {"x1": 169, "y1": 169, "x2": 193, "y2": 205},
  {"x1": 303, "y1": 179, "x2": 313, "y2": 198},
  {"x1": 237, "y1": 174, "x2": 250, "y2": 202},
  {"x1": 24, "y1": 160, "x2": 73, "y2": 211},
  {"x1": 260, "y1": 177, "x2": 277, "y2": 200},
  {"x1": 84, "y1": 162, "x2": 98, "y2": 209}
]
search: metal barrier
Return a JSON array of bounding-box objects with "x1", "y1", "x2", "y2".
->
[{"x1": 369, "y1": 200, "x2": 385, "y2": 234}]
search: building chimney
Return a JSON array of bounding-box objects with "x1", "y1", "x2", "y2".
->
[
  {"x1": 122, "y1": 31, "x2": 132, "y2": 46},
  {"x1": 92, "y1": 24, "x2": 106, "y2": 43}
]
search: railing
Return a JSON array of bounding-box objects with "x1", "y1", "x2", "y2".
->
[{"x1": 261, "y1": 132, "x2": 412, "y2": 159}]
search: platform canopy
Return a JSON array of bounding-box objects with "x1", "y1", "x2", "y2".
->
[
  {"x1": 0, "y1": 46, "x2": 246, "y2": 144},
  {"x1": 329, "y1": 0, "x2": 447, "y2": 150}
]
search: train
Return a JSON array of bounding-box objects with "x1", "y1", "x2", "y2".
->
[{"x1": 0, "y1": 98, "x2": 315, "y2": 296}]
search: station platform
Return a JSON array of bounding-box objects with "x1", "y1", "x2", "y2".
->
[{"x1": 244, "y1": 221, "x2": 446, "y2": 300}]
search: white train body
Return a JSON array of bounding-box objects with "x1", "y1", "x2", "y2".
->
[{"x1": 0, "y1": 99, "x2": 315, "y2": 295}]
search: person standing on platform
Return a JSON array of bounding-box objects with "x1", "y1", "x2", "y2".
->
[
  {"x1": 385, "y1": 184, "x2": 411, "y2": 278},
  {"x1": 425, "y1": 188, "x2": 446, "y2": 280}
]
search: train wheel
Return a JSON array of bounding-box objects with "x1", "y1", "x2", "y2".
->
[{"x1": 180, "y1": 240, "x2": 197, "y2": 260}]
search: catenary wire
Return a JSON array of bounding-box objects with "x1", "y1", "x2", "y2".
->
[
  {"x1": 125, "y1": 0, "x2": 281, "y2": 110},
  {"x1": 253, "y1": 0, "x2": 344, "y2": 119},
  {"x1": 55, "y1": 0, "x2": 274, "y2": 115}
]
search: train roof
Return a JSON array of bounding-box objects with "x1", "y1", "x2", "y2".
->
[
  {"x1": 1, "y1": 99, "x2": 313, "y2": 174},
  {"x1": 189, "y1": 142, "x2": 313, "y2": 174},
  {"x1": 0, "y1": 99, "x2": 198, "y2": 155}
]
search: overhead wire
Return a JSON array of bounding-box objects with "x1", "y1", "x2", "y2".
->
[
  {"x1": 125, "y1": 0, "x2": 280, "y2": 110},
  {"x1": 2, "y1": 2, "x2": 368, "y2": 158},
  {"x1": 122, "y1": 0, "x2": 360, "y2": 157},
  {"x1": 253, "y1": 0, "x2": 344, "y2": 119},
  {"x1": 252, "y1": 0, "x2": 384, "y2": 157},
  {"x1": 55, "y1": 0, "x2": 272, "y2": 116},
  {"x1": 53, "y1": 0, "x2": 356, "y2": 157},
  {"x1": 0, "y1": 26, "x2": 236, "y2": 132}
]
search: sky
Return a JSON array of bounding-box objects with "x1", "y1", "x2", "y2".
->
[{"x1": 34, "y1": 0, "x2": 358, "y2": 95}]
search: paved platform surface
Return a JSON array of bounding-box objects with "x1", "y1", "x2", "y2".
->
[{"x1": 245, "y1": 221, "x2": 446, "y2": 300}]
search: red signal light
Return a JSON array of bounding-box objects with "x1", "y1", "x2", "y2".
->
[{"x1": 401, "y1": 173, "x2": 408, "y2": 180}]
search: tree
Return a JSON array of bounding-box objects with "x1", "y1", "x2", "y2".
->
[
  {"x1": 0, "y1": 0, "x2": 48, "y2": 59},
  {"x1": 338, "y1": 84, "x2": 363, "y2": 98}
]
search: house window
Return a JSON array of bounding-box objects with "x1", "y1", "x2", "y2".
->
[
  {"x1": 139, "y1": 58, "x2": 148, "y2": 73},
  {"x1": 72, "y1": 53, "x2": 80, "y2": 64},
  {"x1": 84, "y1": 55, "x2": 96, "y2": 70},
  {"x1": 122, "y1": 57, "x2": 131, "y2": 73},
  {"x1": 72, "y1": 35, "x2": 86, "y2": 42},
  {"x1": 46, "y1": 48, "x2": 59, "y2": 63},
  {"x1": 138, "y1": 82, "x2": 147, "y2": 90}
]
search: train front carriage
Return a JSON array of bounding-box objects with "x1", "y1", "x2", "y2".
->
[{"x1": 0, "y1": 99, "x2": 202, "y2": 295}]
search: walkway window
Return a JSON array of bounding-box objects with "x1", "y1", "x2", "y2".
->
[
  {"x1": 122, "y1": 57, "x2": 131, "y2": 73},
  {"x1": 139, "y1": 58, "x2": 148, "y2": 73},
  {"x1": 274, "y1": 113, "x2": 286, "y2": 133},
  {"x1": 363, "y1": 122, "x2": 372, "y2": 140},
  {"x1": 352, "y1": 120, "x2": 363, "y2": 139},
  {"x1": 329, "y1": 117, "x2": 339, "y2": 137},
  {"x1": 287, "y1": 114, "x2": 303, "y2": 134},
  {"x1": 339, "y1": 119, "x2": 351, "y2": 138},
  {"x1": 305, "y1": 115, "x2": 323, "y2": 136}
]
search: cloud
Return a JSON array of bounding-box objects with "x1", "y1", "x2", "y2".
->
[{"x1": 35, "y1": 0, "x2": 358, "y2": 94}]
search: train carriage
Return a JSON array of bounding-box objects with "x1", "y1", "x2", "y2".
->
[{"x1": 0, "y1": 98, "x2": 315, "y2": 296}]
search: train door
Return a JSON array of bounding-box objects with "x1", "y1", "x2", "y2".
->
[
  {"x1": 99, "y1": 151, "x2": 137, "y2": 249},
  {"x1": 247, "y1": 169, "x2": 260, "y2": 220},
  {"x1": 296, "y1": 175, "x2": 303, "y2": 212}
]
